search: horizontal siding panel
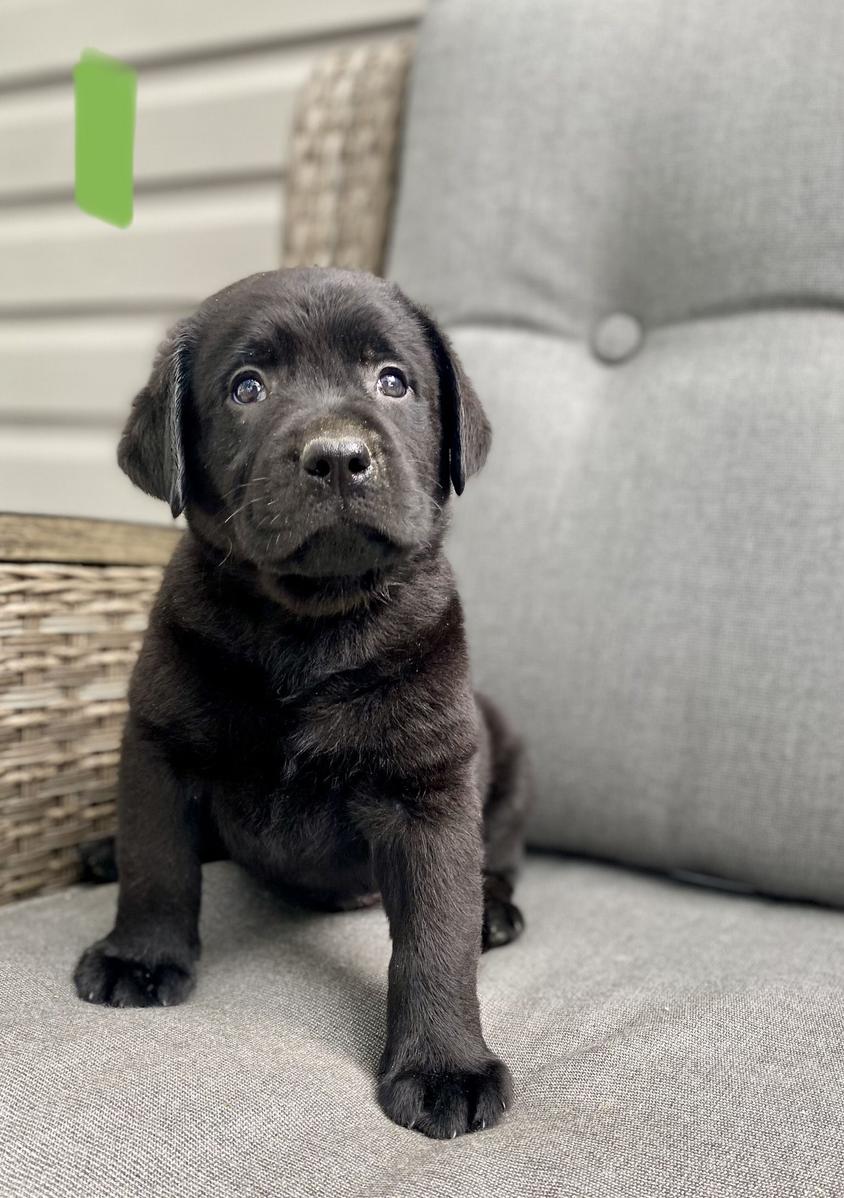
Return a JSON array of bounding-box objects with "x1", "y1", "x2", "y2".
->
[
  {"x1": 0, "y1": 315, "x2": 172, "y2": 421},
  {"x1": 0, "y1": 427, "x2": 174, "y2": 525},
  {"x1": 0, "y1": 0, "x2": 425, "y2": 83},
  {"x1": 0, "y1": 182, "x2": 283, "y2": 310},
  {"x1": 1, "y1": 28, "x2": 409, "y2": 201},
  {"x1": 0, "y1": 49, "x2": 310, "y2": 199}
]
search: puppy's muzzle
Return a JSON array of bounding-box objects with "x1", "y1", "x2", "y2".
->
[{"x1": 301, "y1": 433, "x2": 374, "y2": 494}]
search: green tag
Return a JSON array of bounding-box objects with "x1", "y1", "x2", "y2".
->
[{"x1": 74, "y1": 49, "x2": 137, "y2": 228}]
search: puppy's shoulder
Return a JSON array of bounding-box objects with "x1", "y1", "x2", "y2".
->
[{"x1": 129, "y1": 534, "x2": 256, "y2": 720}]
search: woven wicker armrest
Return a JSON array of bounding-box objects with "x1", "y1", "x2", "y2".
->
[
  {"x1": 0, "y1": 516, "x2": 180, "y2": 905},
  {"x1": 282, "y1": 38, "x2": 413, "y2": 275}
]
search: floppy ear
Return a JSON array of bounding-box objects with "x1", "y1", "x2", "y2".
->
[
  {"x1": 414, "y1": 309, "x2": 491, "y2": 496},
  {"x1": 117, "y1": 317, "x2": 196, "y2": 518}
]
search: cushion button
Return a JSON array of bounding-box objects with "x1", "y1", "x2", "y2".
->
[{"x1": 591, "y1": 313, "x2": 644, "y2": 363}]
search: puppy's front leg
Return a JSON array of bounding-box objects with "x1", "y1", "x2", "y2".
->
[
  {"x1": 369, "y1": 778, "x2": 513, "y2": 1138},
  {"x1": 74, "y1": 717, "x2": 201, "y2": 1007}
]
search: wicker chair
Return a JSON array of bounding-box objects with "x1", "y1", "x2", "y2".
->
[{"x1": 0, "y1": 41, "x2": 411, "y2": 907}]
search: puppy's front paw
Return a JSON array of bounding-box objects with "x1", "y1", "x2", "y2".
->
[
  {"x1": 378, "y1": 1056, "x2": 513, "y2": 1138},
  {"x1": 74, "y1": 941, "x2": 195, "y2": 1008}
]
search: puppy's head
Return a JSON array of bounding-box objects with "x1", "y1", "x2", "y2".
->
[{"x1": 119, "y1": 268, "x2": 490, "y2": 615}]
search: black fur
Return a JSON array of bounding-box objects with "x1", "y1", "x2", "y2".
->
[{"x1": 74, "y1": 268, "x2": 530, "y2": 1138}]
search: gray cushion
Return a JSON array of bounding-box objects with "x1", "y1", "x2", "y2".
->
[
  {"x1": 389, "y1": 0, "x2": 844, "y2": 336},
  {"x1": 443, "y1": 316, "x2": 844, "y2": 906},
  {"x1": 388, "y1": 0, "x2": 844, "y2": 903},
  {"x1": 2, "y1": 860, "x2": 843, "y2": 1196}
]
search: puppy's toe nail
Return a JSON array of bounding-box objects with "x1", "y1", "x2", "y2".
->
[
  {"x1": 501, "y1": 1100, "x2": 507, "y2": 1111},
  {"x1": 451, "y1": 1131, "x2": 457, "y2": 1140},
  {"x1": 481, "y1": 1119, "x2": 486, "y2": 1130},
  {"x1": 87, "y1": 991, "x2": 95, "y2": 1001}
]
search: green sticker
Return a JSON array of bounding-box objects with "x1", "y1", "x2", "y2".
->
[{"x1": 74, "y1": 49, "x2": 137, "y2": 228}]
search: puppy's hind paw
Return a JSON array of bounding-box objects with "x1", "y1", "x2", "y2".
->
[
  {"x1": 482, "y1": 896, "x2": 524, "y2": 952},
  {"x1": 74, "y1": 941, "x2": 195, "y2": 1008}
]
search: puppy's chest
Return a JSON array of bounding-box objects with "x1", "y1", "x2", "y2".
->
[
  {"x1": 201, "y1": 681, "x2": 380, "y2": 871},
  {"x1": 173, "y1": 634, "x2": 438, "y2": 803},
  {"x1": 193, "y1": 667, "x2": 393, "y2": 783}
]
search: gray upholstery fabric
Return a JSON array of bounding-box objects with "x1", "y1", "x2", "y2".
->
[
  {"x1": 444, "y1": 316, "x2": 844, "y2": 906},
  {"x1": 2, "y1": 860, "x2": 843, "y2": 1197},
  {"x1": 388, "y1": 0, "x2": 844, "y2": 903},
  {"x1": 390, "y1": 0, "x2": 844, "y2": 336}
]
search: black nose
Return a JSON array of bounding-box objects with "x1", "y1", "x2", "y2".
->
[{"x1": 301, "y1": 435, "x2": 373, "y2": 485}]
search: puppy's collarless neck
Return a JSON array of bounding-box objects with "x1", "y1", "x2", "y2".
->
[{"x1": 170, "y1": 529, "x2": 456, "y2": 646}]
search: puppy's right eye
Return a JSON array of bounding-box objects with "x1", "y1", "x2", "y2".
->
[
  {"x1": 377, "y1": 368, "x2": 408, "y2": 399},
  {"x1": 232, "y1": 375, "x2": 267, "y2": 405}
]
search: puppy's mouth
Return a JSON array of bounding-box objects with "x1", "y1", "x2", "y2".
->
[
  {"x1": 261, "y1": 525, "x2": 404, "y2": 614},
  {"x1": 279, "y1": 525, "x2": 401, "y2": 578},
  {"x1": 274, "y1": 569, "x2": 383, "y2": 604}
]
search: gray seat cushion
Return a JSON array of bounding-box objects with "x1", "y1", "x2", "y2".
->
[
  {"x1": 2, "y1": 860, "x2": 842, "y2": 1197},
  {"x1": 388, "y1": 0, "x2": 844, "y2": 904}
]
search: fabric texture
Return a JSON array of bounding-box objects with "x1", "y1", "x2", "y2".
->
[
  {"x1": 2, "y1": 861, "x2": 843, "y2": 1198},
  {"x1": 444, "y1": 315, "x2": 844, "y2": 906},
  {"x1": 389, "y1": 0, "x2": 844, "y2": 336},
  {"x1": 388, "y1": 0, "x2": 844, "y2": 904}
]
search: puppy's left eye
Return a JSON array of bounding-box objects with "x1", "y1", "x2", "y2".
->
[
  {"x1": 232, "y1": 375, "x2": 267, "y2": 405},
  {"x1": 377, "y1": 368, "x2": 408, "y2": 399}
]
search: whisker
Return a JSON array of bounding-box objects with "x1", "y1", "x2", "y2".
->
[
  {"x1": 219, "y1": 476, "x2": 270, "y2": 500},
  {"x1": 223, "y1": 495, "x2": 267, "y2": 524},
  {"x1": 428, "y1": 494, "x2": 445, "y2": 516}
]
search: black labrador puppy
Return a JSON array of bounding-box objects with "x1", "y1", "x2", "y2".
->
[{"x1": 74, "y1": 267, "x2": 530, "y2": 1139}]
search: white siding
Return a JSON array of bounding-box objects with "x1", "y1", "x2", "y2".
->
[
  {"x1": 0, "y1": 0, "x2": 423, "y2": 524},
  {"x1": 2, "y1": 183, "x2": 284, "y2": 309}
]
